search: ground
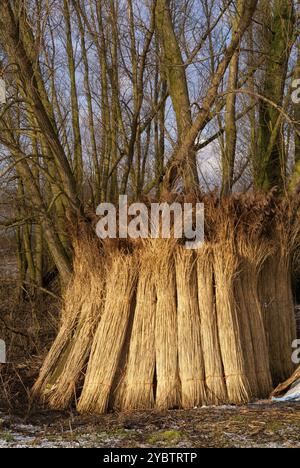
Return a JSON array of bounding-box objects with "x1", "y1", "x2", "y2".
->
[{"x1": 0, "y1": 402, "x2": 300, "y2": 448}]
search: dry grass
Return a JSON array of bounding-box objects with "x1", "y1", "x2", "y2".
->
[
  {"x1": 236, "y1": 260, "x2": 272, "y2": 397},
  {"x1": 77, "y1": 252, "x2": 137, "y2": 414},
  {"x1": 32, "y1": 233, "x2": 103, "y2": 406},
  {"x1": 213, "y1": 242, "x2": 252, "y2": 404},
  {"x1": 259, "y1": 256, "x2": 296, "y2": 385},
  {"x1": 237, "y1": 240, "x2": 273, "y2": 396},
  {"x1": 175, "y1": 248, "x2": 207, "y2": 408},
  {"x1": 46, "y1": 242, "x2": 104, "y2": 409},
  {"x1": 0, "y1": 278, "x2": 59, "y2": 412},
  {"x1": 197, "y1": 245, "x2": 228, "y2": 405},
  {"x1": 120, "y1": 245, "x2": 157, "y2": 410},
  {"x1": 154, "y1": 240, "x2": 181, "y2": 410}
]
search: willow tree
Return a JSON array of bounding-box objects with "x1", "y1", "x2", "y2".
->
[
  {"x1": 290, "y1": 43, "x2": 300, "y2": 192},
  {"x1": 155, "y1": 0, "x2": 199, "y2": 191},
  {"x1": 255, "y1": 0, "x2": 295, "y2": 192},
  {"x1": 63, "y1": 0, "x2": 83, "y2": 195},
  {"x1": 221, "y1": 0, "x2": 243, "y2": 197},
  {"x1": 294, "y1": 44, "x2": 300, "y2": 165},
  {"x1": 161, "y1": 0, "x2": 259, "y2": 192},
  {"x1": 73, "y1": 0, "x2": 101, "y2": 204},
  {"x1": 0, "y1": 1, "x2": 82, "y2": 286}
]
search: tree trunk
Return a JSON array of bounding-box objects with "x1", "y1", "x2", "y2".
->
[
  {"x1": 222, "y1": 1, "x2": 242, "y2": 197},
  {"x1": 63, "y1": 0, "x2": 83, "y2": 196},
  {"x1": 255, "y1": 0, "x2": 295, "y2": 192},
  {"x1": 162, "y1": 0, "x2": 258, "y2": 192},
  {"x1": 155, "y1": 0, "x2": 199, "y2": 191}
]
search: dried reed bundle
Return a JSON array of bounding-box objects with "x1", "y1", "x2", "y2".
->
[
  {"x1": 121, "y1": 246, "x2": 157, "y2": 410},
  {"x1": 154, "y1": 240, "x2": 181, "y2": 409},
  {"x1": 236, "y1": 241, "x2": 273, "y2": 397},
  {"x1": 109, "y1": 361, "x2": 129, "y2": 411},
  {"x1": 175, "y1": 248, "x2": 207, "y2": 408},
  {"x1": 32, "y1": 238, "x2": 93, "y2": 401},
  {"x1": 108, "y1": 298, "x2": 136, "y2": 411},
  {"x1": 77, "y1": 252, "x2": 137, "y2": 414},
  {"x1": 233, "y1": 272, "x2": 259, "y2": 396},
  {"x1": 274, "y1": 210, "x2": 298, "y2": 382},
  {"x1": 46, "y1": 255, "x2": 104, "y2": 410},
  {"x1": 259, "y1": 254, "x2": 295, "y2": 385},
  {"x1": 197, "y1": 246, "x2": 227, "y2": 405},
  {"x1": 213, "y1": 243, "x2": 252, "y2": 404}
]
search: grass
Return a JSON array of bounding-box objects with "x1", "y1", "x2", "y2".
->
[
  {"x1": 148, "y1": 430, "x2": 182, "y2": 446},
  {"x1": 265, "y1": 421, "x2": 285, "y2": 433},
  {"x1": 0, "y1": 432, "x2": 15, "y2": 443}
]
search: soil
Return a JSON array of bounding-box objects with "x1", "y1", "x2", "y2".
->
[{"x1": 1, "y1": 402, "x2": 300, "y2": 448}]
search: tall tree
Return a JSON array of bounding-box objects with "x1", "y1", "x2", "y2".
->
[
  {"x1": 63, "y1": 0, "x2": 84, "y2": 195},
  {"x1": 162, "y1": 0, "x2": 259, "y2": 192},
  {"x1": 255, "y1": 0, "x2": 295, "y2": 192},
  {"x1": 222, "y1": 0, "x2": 243, "y2": 197},
  {"x1": 155, "y1": 0, "x2": 199, "y2": 190}
]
